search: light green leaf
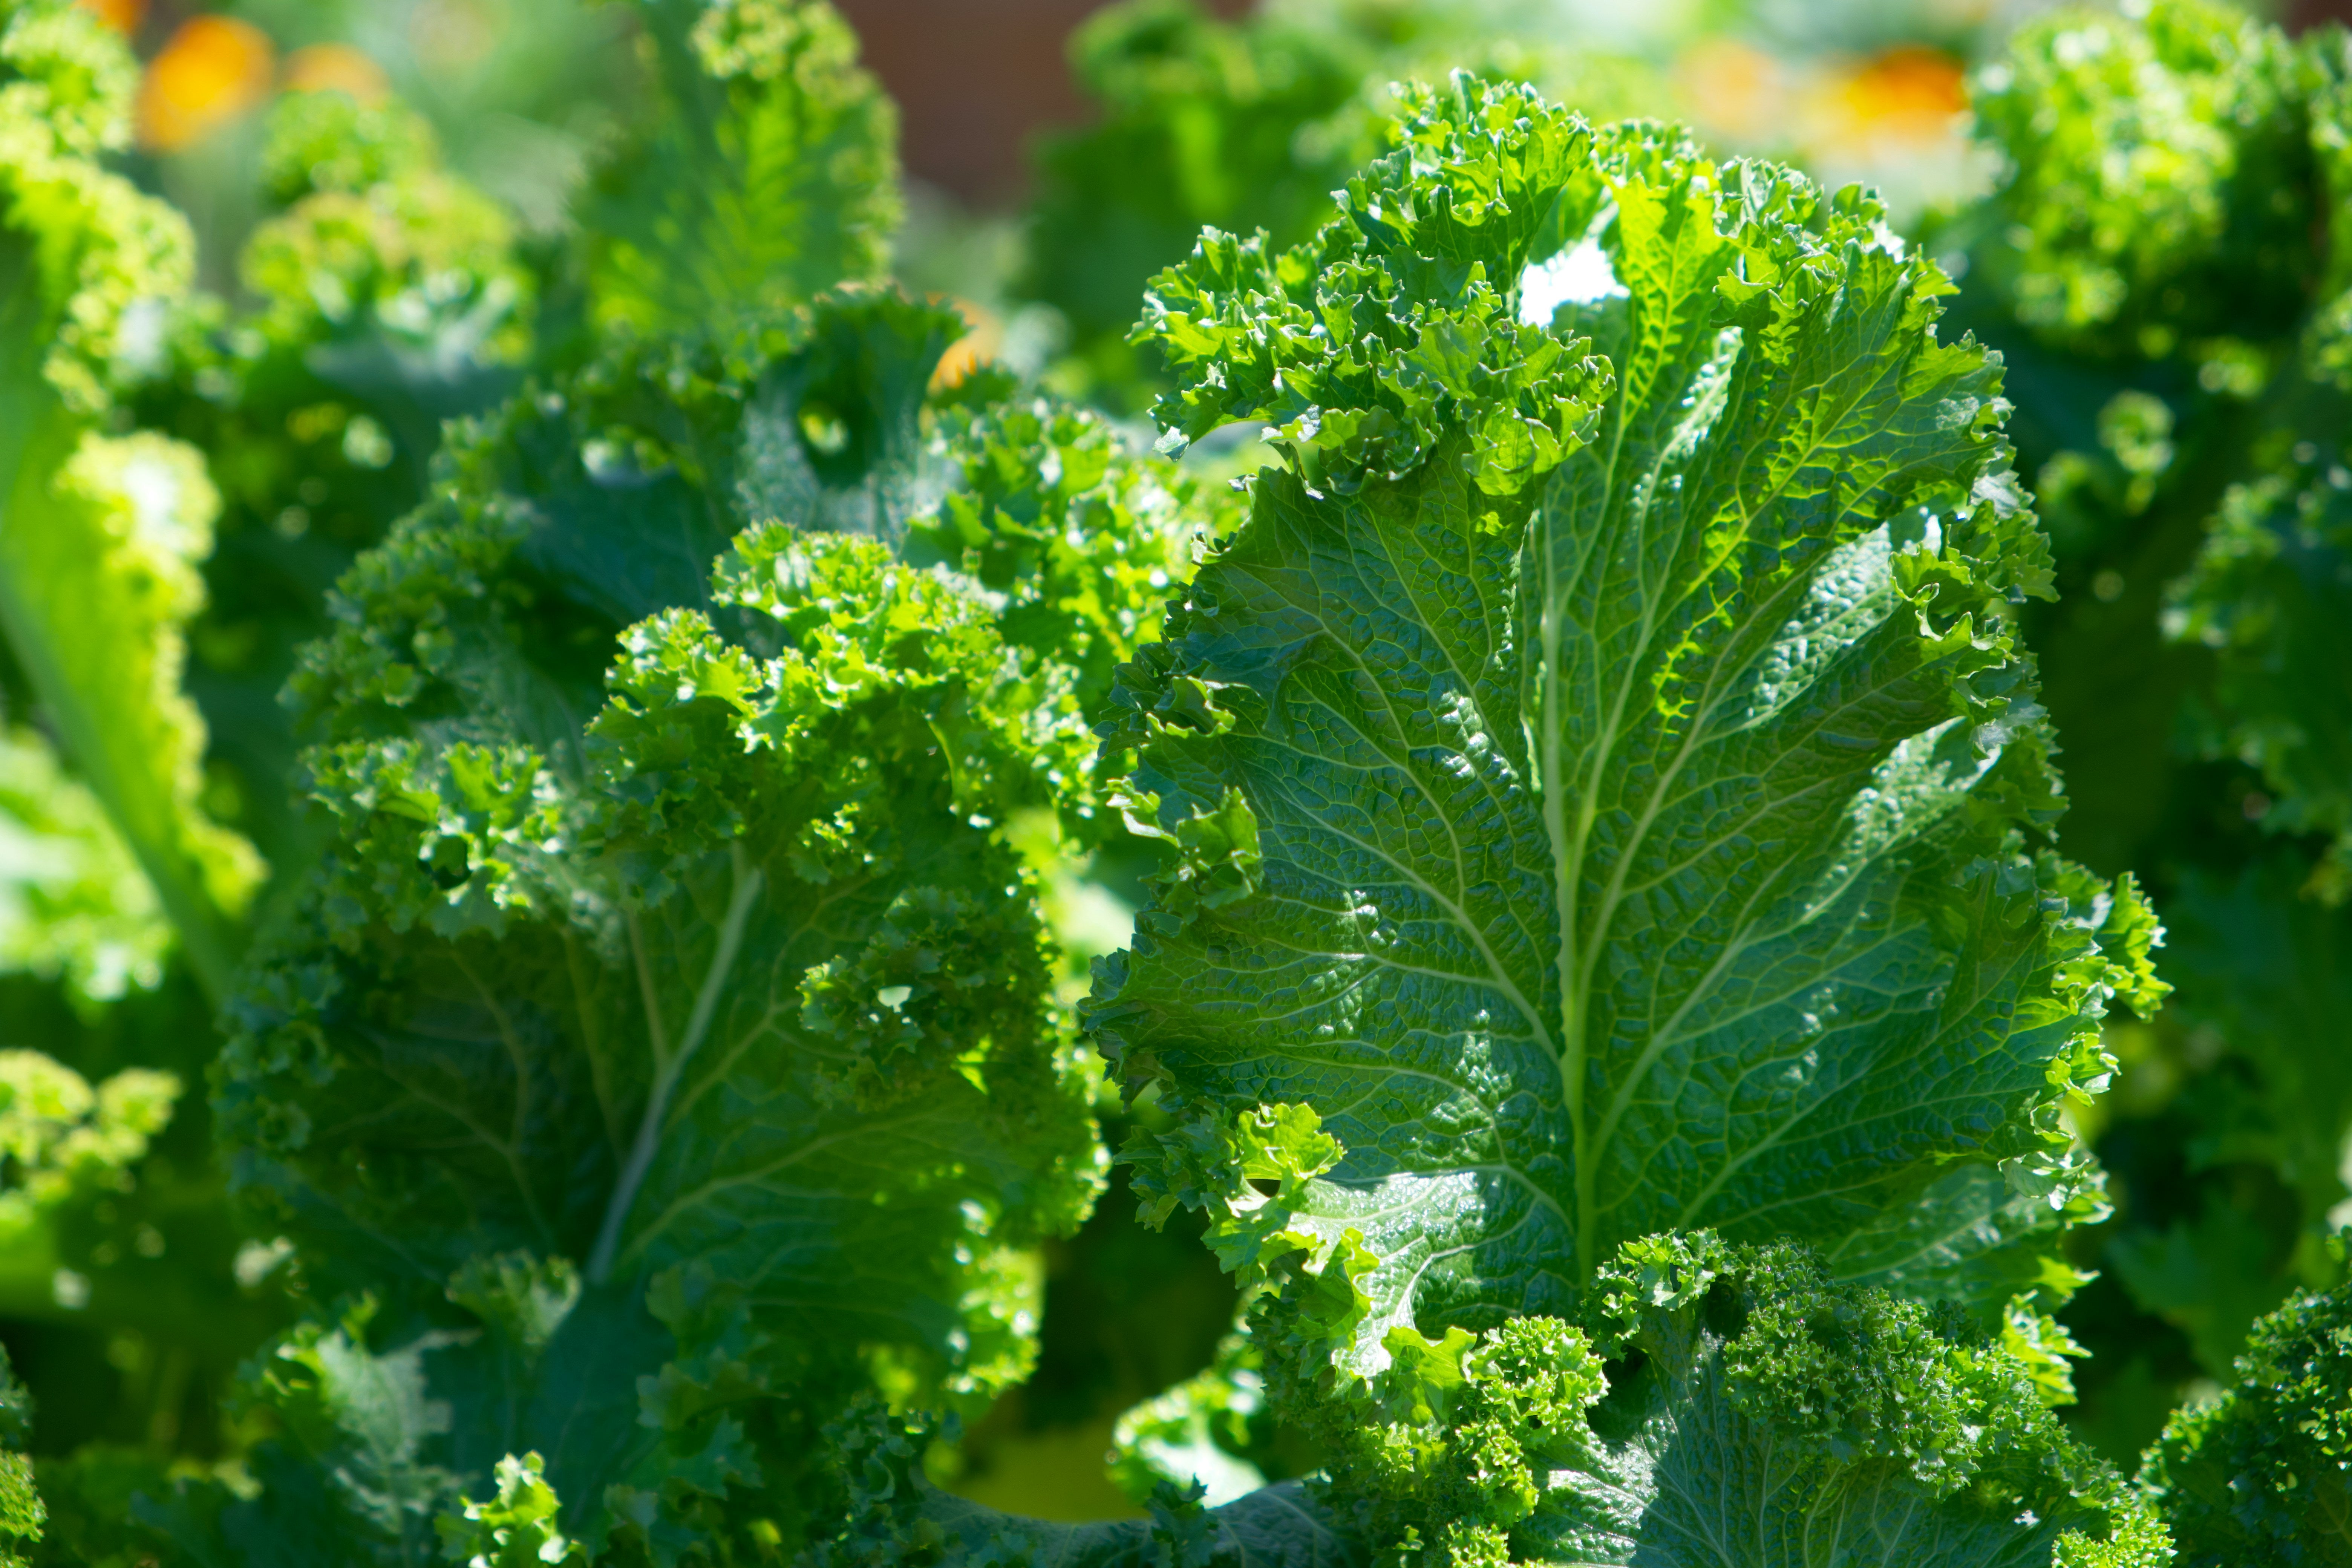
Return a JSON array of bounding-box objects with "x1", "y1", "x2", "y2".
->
[
  {"x1": 436, "y1": 1452, "x2": 584, "y2": 1568},
  {"x1": 0, "y1": 1046, "x2": 176, "y2": 1243},
  {"x1": 1969, "y1": 0, "x2": 2311, "y2": 356},
  {"x1": 1109, "y1": 1329, "x2": 1276, "y2": 1508},
  {"x1": 0, "y1": 723, "x2": 170, "y2": 1000},
  {"x1": 1253, "y1": 1234, "x2": 2164, "y2": 1567},
  {"x1": 909, "y1": 393, "x2": 1227, "y2": 735},
  {"x1": 0, "y1": 5, "x2": 262, "y2": 998},
  {"x1": 589, "y1": 0, "x2": 900, "y2": 341},
  {"x1": 1093, "y1": 83, "x2": 2152, "y2": 1378}
]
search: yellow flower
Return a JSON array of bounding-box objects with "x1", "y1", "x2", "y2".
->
[{"x1": 136, "y1": 16, "x2": 274, "y2": 152}]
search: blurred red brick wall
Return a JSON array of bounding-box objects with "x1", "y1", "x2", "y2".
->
[{"x1": 836, "y1": 0, "x2": 1246, "y2": 206}]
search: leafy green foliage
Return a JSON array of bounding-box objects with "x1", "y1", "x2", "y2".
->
[
  {"x1": 0, "y1": 1048, "x2": 175, "y2": 1242},
  {"x1": 438, "y1": 1452, "x2": 586, "y2": 1568},
  {"x1": 1097, "y1": 79, "x2": 2154, "y2": 1386},
  {"x1": 2099, "y1": 857, "x2": 2352, "y2": 1377},
  {"x1": 910, "y1": 394, "x2": 1219, "y2": 738},
  {"x1": 1270, "y1": 1231, "x2": 2160, "y2": 1567},
  {"x1": 2143, "y1": 1280, "x2": 2352, "y2": 1565},
  {"x1": 0, "y1": 1346, "x2": 39, "y2": 1568},
  {"x1": 1971, "y1": 0, "x2": 2313, "y2": 358},
  {"x1": 2164, "y1": 427, "x2": 2352, "y2": 894},
  {"x1": 128, "y1": 80, "x2": 534, "y2": 876},
  {"x1": 1108, "y1": 1328, "x2": 1279, "y2": 1507},
  {"x1": 1022, "y1": 0, "x2": 1661, "y2": 407},
  {"x1": 1942, "y1": 0, "x2": 2352, "y2": 1455},
  {"x1": 893, "y1": 67, "x2": 2190, "y2": 1567},
  {"x1": 0, "y1": 0, "x2": 260, "y2": 997},
  {"x1": 194, "y1": 290, "x2": 1112, "y2": 1557},
  {"x1": 588, "y1": 0, "x2": 900, "y2": 342},
  {"x1": 6, "y1": 0, "x2": 2344, "y2": 1559},
  {"x1": 0, "y1": 727, "x2": 169, "y2": 1002}
]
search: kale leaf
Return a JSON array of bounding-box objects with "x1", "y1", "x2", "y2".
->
[
  {"x1": 2143, "y1": 1278, "x2": 2352, "y2": 1565},
  {"x1": 1095, "y1": 80, "x2": 2158, "y2": 1368},
  {"x1": 0, "y1": 0, "x2": 261, "y2": 999}
]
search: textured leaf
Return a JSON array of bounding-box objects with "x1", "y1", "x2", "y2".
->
[
  {"x1": 205, "y1": 295, "x2": 1193, "y2": 1556},
  {"x1": 1259, "y1": 1233, "x2": 2161, "y2": 1567},
  {"x1": 589, "y1": 0, "x2": 899, "y2": 341},
  {"x1": 0, "y1": 3, "x2": 261, "y2": 997},
  {"x1": 1020, "y1": 0, "x2": 1663, "y2": 409},
  {"x1": 2142, "y1": 1279, "x2": 2352, "y2": 1566},
  {"x1": 0, "y1": 724, "x2": 170, "y2": 1001},
  {"x1": 1821, "y1": 1157, "x2": 2108, "y2": 1329},
  {"x1": 1969, "y1": 0, "x2": 2313, "y2": 356},
  {"x1": 1092, "y1": 82, "x2": 2153, "y2": 1381},
  {"x1": 909, "y1": 394, "x2": 1225, "y2": 739}
]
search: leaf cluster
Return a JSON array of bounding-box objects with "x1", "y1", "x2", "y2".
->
[{"x1": 8, "y1": 0, "x2": 2352, "y2": 1563}]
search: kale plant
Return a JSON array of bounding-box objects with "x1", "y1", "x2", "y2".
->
[
  {"x1": 0, "y1": 0, "x2": 2347, "y2": 1562},
  {"x1": 1942, "y1": 0, "x2": 2352, "y2": 1458}
]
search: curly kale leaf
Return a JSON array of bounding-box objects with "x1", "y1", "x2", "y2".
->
[
  {"x1": 2097, "y1": 854, "x2": 2352, "y2": 1378},
  {"x1": 1091, "y1": 79, "x2": 2156, "y2": 1386},
  {"x1": 817, "y1": 1227, "x2": 2166, "y2": 1566},
  {"x1": 1266, "y1": 1232, "x2": 2161, "y2": 1567},
  {"x1": 2142, "y1": 1279, "x2": 2352, "y2": 1566},
  {"x1": 1970, "y1": 0, "x2": 2315, "y2": 358},
  {"x1": 124, "y1": 80, "x2": 535, "y2": 876},
  {"x1": 588, "y1": 0, "x2": 900, "y2": 342},
  {"x1": 205, "y1": 294, "x2": 1136, "y2": 1559},
  {"x1": 2164, "y1": 416, "x2": 2352, "y2": 894},
  {"x1": 0, "y1": 0, "x2": 260, "y2": 998},
  {"x1": 909, "y1": 394, "x2": 1235, "y2": 789},
  {"x1": 1020, "y1": 0, "x2": 1663, "y2": 409}
]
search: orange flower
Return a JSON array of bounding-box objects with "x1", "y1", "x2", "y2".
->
[
  {"x1": 73, "y1": 0, "x2": 144, "y2": 35},
  {"x1": 137, "y1": 17, "x2": 274, "y2": 152},
  {"x1": 282, "y1": 43, "x2": 390, "y2": 105},
  {"x1": 1823, "y1": 45, "x2": 1966, "y2": 147}
]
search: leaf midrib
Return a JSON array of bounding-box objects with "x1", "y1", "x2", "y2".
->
[{"x1": 1548, "y1": 239, "x2": 1923, "y2": 1280}]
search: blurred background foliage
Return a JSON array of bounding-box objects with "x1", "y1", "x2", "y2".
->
[{"x1": 5, "y1": 0, "x2": 2352, "y2": 1536}]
